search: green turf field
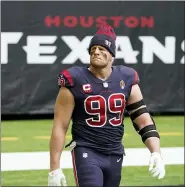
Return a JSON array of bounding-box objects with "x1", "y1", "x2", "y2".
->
[
  {"x1": 1, "y1": 116, "x2": 184, "y2": 186},
  {"x1": 1, "y1": 165, "x2": 184, "y2": 186}
]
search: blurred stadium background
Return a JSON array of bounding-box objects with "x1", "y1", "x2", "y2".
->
[{"x1": 1, "y1": 1, "x2": 184, "y2": 186}]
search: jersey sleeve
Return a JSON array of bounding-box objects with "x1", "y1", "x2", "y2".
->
[
  {"x1": 132, "y1": 69, "x2": 140, "y2": 85},
  {"x1": 58, "y1": 69, "x2": 75, "y2": 89}
]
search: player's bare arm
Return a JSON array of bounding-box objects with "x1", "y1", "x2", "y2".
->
[
  {"x1": 127, "y1": 84, "x2": 160, "y2": 153},
  {"x1": 50, "y1": 87, "x2": 74, "y2": 171},
  {"x1": 126, "y1": 83, "x2": 165, "y2": 179}
]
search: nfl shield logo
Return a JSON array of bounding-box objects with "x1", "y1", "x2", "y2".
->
[{"x1": 83, "y1": 153, "x2": 88, "y2": 158}]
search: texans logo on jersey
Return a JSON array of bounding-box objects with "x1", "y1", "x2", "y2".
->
[{"x1": 58, "y1": 74, "x2": 65, "y2": 87}]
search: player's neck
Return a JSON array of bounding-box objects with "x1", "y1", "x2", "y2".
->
[{"x1": 88, "y1": 66, "x2": 112, "y2": 80}]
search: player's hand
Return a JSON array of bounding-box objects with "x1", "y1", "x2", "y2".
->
[
  {"x1": 149, "y1": 152, "x2": 166, "y2": 179},
  {"x1": 48, "y1": 168, "x2": 67, "y2": 186}
]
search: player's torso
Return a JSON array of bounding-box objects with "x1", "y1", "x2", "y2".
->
[
  {"x1": 69, "y1": 66, "x2": 134, "y2": 155},
  {"x1": 72, "y1": 67, "x2": 131, "y2": 125}
]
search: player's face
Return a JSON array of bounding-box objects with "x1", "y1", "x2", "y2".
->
[{"x1": 90, "y1": 45, "x2": 113, "y2": 68}]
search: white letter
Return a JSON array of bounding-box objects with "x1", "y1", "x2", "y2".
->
[
  {"x1": 1, "y1": 32, "x2": 23, "y2": 64},
  {"x1": 116, "y1": 36, "x2": 139, "y2": 64},
  {"x1": 61, "y1": 36, "x2": 91, "y2": 64},
  {"x1": 23, "y1": 36, "x2": 57, "y2": 64},
  {"x1": 140, "y1": 36, "x2": 175, "y2": 64},
  {"x1": 181, "y1": 40, "x2": 184, "y2": 64}
]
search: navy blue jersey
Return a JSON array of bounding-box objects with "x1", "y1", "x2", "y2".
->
[{"x1": 58, "y1": 66, "x2": 139, "y2": 155}]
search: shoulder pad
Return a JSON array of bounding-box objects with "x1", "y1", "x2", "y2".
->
[
  {"x1": 131, "y1": 68, "x2": 140, "y2": 85},
  {"x1": 57, "y1": 66, "x2": 85, "y2": 88},
  {"x1": 58, "y1": 66, "x2": 77, "y2": 88},
  {"x1": 118, "y1": 65, "x2": 140, "y2": 85}
]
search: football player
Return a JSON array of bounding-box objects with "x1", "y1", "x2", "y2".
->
[{"x1": 48, "y1": 25, "x2": 165, "y2": 187}]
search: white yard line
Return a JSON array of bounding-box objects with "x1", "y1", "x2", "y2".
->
[{"x1": 1, "y1": 147, "x2": 184, "y2": 171}]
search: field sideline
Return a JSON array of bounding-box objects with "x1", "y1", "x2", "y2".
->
[
  {"x1": 2, "y1": 147, "x2": 184, "y2": 171},
  {"x1": 1, "y1": 116, "x2": 184, "y2": 186}
]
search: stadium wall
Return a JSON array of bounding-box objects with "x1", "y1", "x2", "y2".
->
[{"x1": 1, "y1": 1, "x2": 184, "y2": 118}]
